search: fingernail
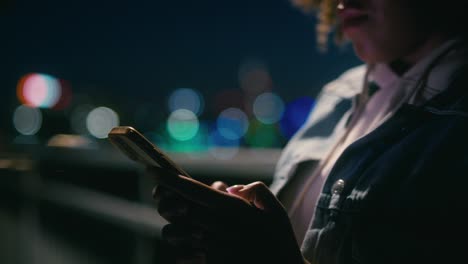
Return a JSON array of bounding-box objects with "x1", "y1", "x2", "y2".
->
[{"x1": 226, "y1": 185, "x2": 244, "y2": 194}]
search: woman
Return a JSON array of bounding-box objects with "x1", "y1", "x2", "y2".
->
[{"x1": 152, "y1": 0, "x2": 468, "y2": 263}]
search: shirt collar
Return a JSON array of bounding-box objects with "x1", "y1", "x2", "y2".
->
[{"x1": 370, "y1": 38, "x2": 468, "y2": 104}]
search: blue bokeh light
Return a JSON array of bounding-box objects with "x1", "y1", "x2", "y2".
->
[
  {"x1": 216, "y1": 108, "x2": 249, "y2": 140},
  {"x1": 209, "y1": 129, "x2": 240, "y2": 148},
  {"x1": 168, "y1": 88, "x2": 204, "y2": 116},
  {"x1": 253, "y1": 92, "x2": 285, "y2": 124},
  {"x1": 279, "y1": 97, "x2": 316, "y2": 139}
]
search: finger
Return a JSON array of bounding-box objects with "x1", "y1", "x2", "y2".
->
[
  {"x1": 155, "y1": 186, "x2": 203, "y2": 224},
  {"x1": 188, "y1": 202, "x2": 242, "y2": 230},
  {"x1": 157, "y1": 192, "x2": 190, "y2": 223},
  {"x1": 153, "y1": 185, "x2": 175, "y2": 208},
  {"x1": 211, "y1": 181, "x2": 228, "y2": 192},
  {"x1": 149, "y1": 167, "x2": 255, "y2": 214},
  {"x1": 236, "y1": 181, "x2": 284, "y2": 213},
  {"x1": 225, "y1": 185, "x2": 245, "y2": 195},
  {"x1": 158, "y1": 192, "x2": 242, "y2": 231}
]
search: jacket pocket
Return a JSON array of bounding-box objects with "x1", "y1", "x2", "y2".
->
[{"x1": 302, "y1": 193, "x2": 365, "y2": 264}]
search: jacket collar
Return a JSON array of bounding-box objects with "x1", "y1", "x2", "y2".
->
[{"x1": 422, "y1": 62, "x2": 468, "y2": 115}]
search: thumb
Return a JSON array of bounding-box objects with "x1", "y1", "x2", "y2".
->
[{"x1": 227, "y1": 181, "x2": 282, "y2": 212}]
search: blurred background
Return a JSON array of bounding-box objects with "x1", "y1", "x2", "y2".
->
[{"x1": 0, "y1": 0, "x2": 360, "y2": 263}]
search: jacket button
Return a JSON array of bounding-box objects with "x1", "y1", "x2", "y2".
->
[{"x1": 332, "y1": 179, "x2": 345, "y2": 195}]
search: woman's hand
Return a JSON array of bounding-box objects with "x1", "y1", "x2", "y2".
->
[{"x1": 149, "y1": 167, "x2": 304, "y2": 264}]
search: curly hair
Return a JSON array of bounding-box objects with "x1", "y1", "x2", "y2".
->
[
  {"x1": 290, "y1": 0, "x2": 342, "y2": 51},
  {"x1": 291, "y1": 0, "x2": 467, "y2": 51}
]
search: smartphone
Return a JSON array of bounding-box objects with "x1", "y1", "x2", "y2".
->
[
  {"x1": 108, "y1": 126, "x2": 190, "y2": 177},
  {"x1": 108, "y1": 126, "x2": 258, "y2": 211}
]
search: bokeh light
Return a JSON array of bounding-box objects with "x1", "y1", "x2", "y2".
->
[
  {"x1": 156, "y1": 122, "x2": 209, "y2": 152},
  {"x1": 17, "y1": 73, "x2": 62, "y2": 108},
  {"x1": 208, "y1": 130, "x2": 240, "y2": 160},
  {"x1": 253, "y1": 92, "x2": 285, "y2": 124},
  {"x1": 238, "y1": 59, "x2": 272, "y2": 94},
  {"x1": 52, "y1": 79, "x2": 73, "y2": 110},
  {"x1": 13, "y1": 105, "x2": 43, "y2": 136},
  {"x1": 245, "y1": 120, "x2": 283, "y2": 148},
  {"x1": 280, "y1": 97, "x2": 316, "y2": 139},
  {"x1": 168, "y1": 88, "x2": 204, "y2": 116},
  {"x1": 86, "y1": 106, "x2": 120, "y2": 139},
  {"x1": 47, "y1": 134, "x2": 93, "y2": 148},
  {"x1": 167, "y1": 109, "x2": 199, "y2": 141},
  {"x1": 216, "y1": 108, "x2": 249, "y2": 140}
]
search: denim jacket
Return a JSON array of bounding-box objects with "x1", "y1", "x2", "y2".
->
[{"x1": 272, "y1": 62, "x2": 468, "y2": 263}]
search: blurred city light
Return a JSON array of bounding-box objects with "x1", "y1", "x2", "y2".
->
[
  {"x1": 253, "y1": 92, "x2": 285, "y2": 124},
  {"x1": 17, "y1": 73, "x2": 61, "y2": 108},
  {"x1": 167, "y1": 109, "x2": 199, "y2": 141},
  {"x1": 86, "y1": 106, "x2": 120, "y2": 139},
  {"x1": 52, "y1": 79, "x2": 73, "y2": 110},
  {"x1": 157, "y1": 122, "x2": 209, "y2": 152},
  {"x1": 208, "y1": 130, "x2": 240, "y2": 160},
  {"x1": 238, "y1": 59, "x2": 272, "y2": 94},
  {"x1": 168, "y1": 88, "x2": 204, "y2": 116},
  {"x1": 245, "y1": 120, "x2": 282, "y2": 148},
  {"x1": 47, "y1": 134, "x2": 93, "y2": 148},
  {"x1": 216, "y1": 107, "x2": 249, "y2": 140},
  {"x1": 280, "y1": 97, "x2": 315, "y2": 139},
  {"x1": 13, "y1": 105, "x2": 43, "y2": 136}
]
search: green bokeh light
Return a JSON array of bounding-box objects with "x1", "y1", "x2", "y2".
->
[
  {"x1": 167, "y1": 109, "x2": 199, "y2": 141},
  {"x1": 166, "y1": 123, "x2": 209, "y2": 152},
  {"x1": 244, "y1": 119, "x2": 285, "y2": 148}
]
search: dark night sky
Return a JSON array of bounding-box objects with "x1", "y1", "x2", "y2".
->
[{"x1": 0, "y1": 0, "x2": 361, "y2": 139}]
